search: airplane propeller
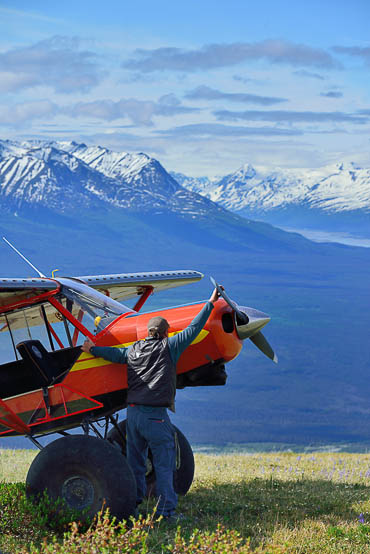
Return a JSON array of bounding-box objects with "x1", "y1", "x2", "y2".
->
[{"x1": 210, "y1": 277, "x2": 278, "y2": 363}]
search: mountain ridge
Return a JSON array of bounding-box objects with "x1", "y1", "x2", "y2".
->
[
  {"x1": 1, "y1": 139, "x2": 326, "y2": 257},
  {"x1": 172, "y1": 162, "x2": 370, "y2": 236},
  {"x1": 0, "y1": 139, "x2": 227, "y2": 219},
  {"x1": 172, "y1": 162, "x2": 370, "y2": 213}
]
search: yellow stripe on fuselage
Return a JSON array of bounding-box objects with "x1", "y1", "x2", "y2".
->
[
  {"x1": 70, "y1": 329, "x2": 209, "y2": 373},
  {"x1": 168, "y1": 328, "x2": 209, "y2": 345},
  {"x1": 71, "y1": 356, "x2": 113, "y2": 372}
]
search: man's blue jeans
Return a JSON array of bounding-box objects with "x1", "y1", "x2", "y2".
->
[{"x1": 126, "y1": 405, "x2": 177, "y2": 516}]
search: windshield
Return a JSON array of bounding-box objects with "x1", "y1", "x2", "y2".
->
[{"x1": 58, "y1": 278, "x2": 131, "y2": 335}]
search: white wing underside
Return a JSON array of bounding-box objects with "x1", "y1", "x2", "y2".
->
[{"x1": 0, "y1": 270, "x2": 203, "y2": 331}]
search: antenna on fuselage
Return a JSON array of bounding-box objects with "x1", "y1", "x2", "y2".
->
[{"x1": 2, "y1": 237, "x2": 46, "y2": 278}]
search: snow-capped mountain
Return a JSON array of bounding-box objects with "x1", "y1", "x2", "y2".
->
[
  {"x1": 173, "y1": 162, "x2": 370, "y2": 214},
  {"x1": 0, "y1": 140, "x2": 224, "y2": 218},
  {"x1": 0, "y1": 143, "x2": 104, "y2": 212},
  {"x1": 171, "y1": 172, "x2": 217, "y2": 194},
  {"x1": 172, "y1": 162, "x2": 370, "y2": 236}
]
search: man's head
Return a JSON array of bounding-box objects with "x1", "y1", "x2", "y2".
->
[{"x1": 147, "y1": 316, "x2": 170, "y2": 339}]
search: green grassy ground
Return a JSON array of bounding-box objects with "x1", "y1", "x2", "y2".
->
[{"x1": 2, "y1": 449, "x2": 370, "y2": 552}]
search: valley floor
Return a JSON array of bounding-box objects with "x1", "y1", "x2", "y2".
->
[{"x1": 281, "y1": 226, "x2": 370, "y2": 248}]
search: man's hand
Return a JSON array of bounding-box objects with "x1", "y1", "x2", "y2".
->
[
  {"x1": 209, "y1": 285, "x2": 224, "y2": 304},
  {"x1": 81, "y1": 338, "x2": 95, "y2": 353}
]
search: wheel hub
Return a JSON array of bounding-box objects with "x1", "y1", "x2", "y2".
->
[{"x1": 61, "y1": 475, "x2": 94, "y2": 510}]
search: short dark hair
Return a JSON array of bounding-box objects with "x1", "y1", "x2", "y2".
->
[{"x1": 147, "y1": 316, "x2": 169, "y2": 338}]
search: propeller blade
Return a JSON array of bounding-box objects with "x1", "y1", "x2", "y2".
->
[
  {"x1": 210, "y1": 276, "x2": 248, "y2": 324},
  {"x1": 210, "y1": 276, "x2": 277, "y2": 363},
  {"x1": 250, "y1": 331, "x2": 278, "y2": 363}
]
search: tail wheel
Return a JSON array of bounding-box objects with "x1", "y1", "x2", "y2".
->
[
  {"x1": 26, "y1": 435, "x2": 137, "y2": 521},
  {"x1": 107, "y1": 419, "x2": 195, "y2": 496}
]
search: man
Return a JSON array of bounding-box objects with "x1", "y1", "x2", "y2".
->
[{"x1": 82, "y1": 286, "x2": 220, "y2": 521}]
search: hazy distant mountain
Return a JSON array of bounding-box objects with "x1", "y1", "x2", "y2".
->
[
  {"x1": 171, "y1": 171, "x2": 217, "y2": 192},
  {"x1": 172, "y1": 162, "x2": 370, "y2": 236}
]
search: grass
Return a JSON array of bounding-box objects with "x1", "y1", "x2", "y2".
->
[
  {"x1": 2, "y1": 449, "x2": 370, "y2": 552},
  {"x1": 0, "y1": 448, "x2": 36, "y2": 482}
]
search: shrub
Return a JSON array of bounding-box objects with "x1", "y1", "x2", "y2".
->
[
  {"x1": 23, "y1": 512, "x2": 286, "y2": 554},
  {"x1": 27, "y1": 510, "x2": 154, "y2": 554}
]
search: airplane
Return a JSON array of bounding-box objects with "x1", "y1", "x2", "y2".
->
[{"x1": 0, "y1": 238, "x2": 277, "y2": 521}]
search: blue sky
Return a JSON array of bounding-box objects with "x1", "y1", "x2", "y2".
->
[{"x1": 0, "y1": 0, "x2": 369, "y2": 176}]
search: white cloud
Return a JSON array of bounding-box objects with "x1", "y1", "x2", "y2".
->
[
  {"x1": 0, "y1": 93, "x2": 198, "y2": 127},
  {"x1": 214, "y1": 109, "x2": 368, "y2": 125},
  {"x1": 0, "y1": 7, "x2": 62, "y2": 24},
  {"x1": 0, "y1": 72, "x2": 36, "y2": 92},
  {"x1": 68, "y1": 99, "x2": 156, "y2": 126},
  {"x1": 0, "y1": 36, "x2": 103, "y2": 93},
  {"x1": 67, "y1": 97, "x2": 198, "y2": 125},
  {"x1": 122, "y1": 40, "x2": 340, "y2": 73},
  {"x1": 333, "y1": 46, "x2": 370, "y2": 66},
  {"x1": 185, "y1": 85, "x2": 287, "y2": 105},
  {"x1": 293, "y1": 69, "x2": 325, "y2": 80},
  {"x1": 156, "y1": 123, "x2": 302, "y2": 138},
  {"x1": 0, "y1": 100, "x2": 58, "y2": 125},
  {"x1": 320, "y1": 91, "x2": 343, "y2": 99}
]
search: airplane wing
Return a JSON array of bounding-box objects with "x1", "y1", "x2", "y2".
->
[
  {"x1": 0, "y1": 278, "x2": 59, "y2": 310},
  {"x1": 0, "y1": 270, "x2": 203, "y2": 332},
  {"x1": 76, "y1": 270, "x2": 204, "y2": 302},
  {"x1": 0, "y1": 278, "x2": 61, "y2": 331}
]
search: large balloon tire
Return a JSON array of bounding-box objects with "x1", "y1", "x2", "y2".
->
[
  {"x1": 26, "y1": 435, "x2": 137, "y2": 522},
  {"x1": 107, "y1": 419, "x2": 195, "y2": 496}
]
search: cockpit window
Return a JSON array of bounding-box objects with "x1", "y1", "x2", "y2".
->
[
  {"x1": 0, "y1": 279, "x2": 132, "y2": 359},
  {"x1": 58, "y1": 278, "x2": 130, "y2": 336},
  {"x1": 0, "y1": 303, "x2": 67, "y2": 362}
]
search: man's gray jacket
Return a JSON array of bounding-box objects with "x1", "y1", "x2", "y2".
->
[{"x1": 126, "y1": 337, "x2": 175, "y2": 407}]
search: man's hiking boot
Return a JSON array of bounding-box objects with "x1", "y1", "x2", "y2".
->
[{"x1": 162, "y1": 512, "x2": 187, "y2": 524}]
